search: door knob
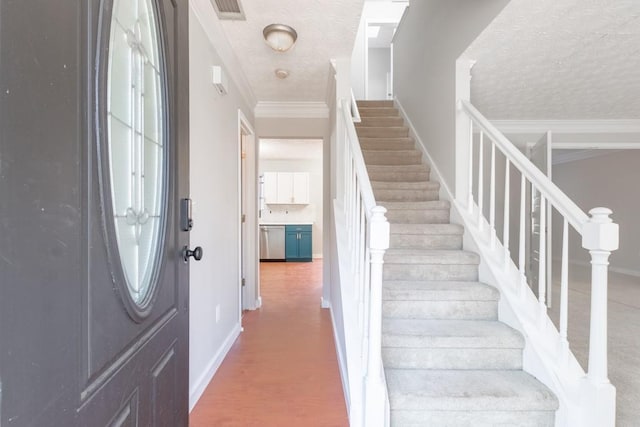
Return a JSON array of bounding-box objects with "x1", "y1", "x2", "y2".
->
[{"x1": 183, "y1": 246, "x2": 203, "y2": 262}]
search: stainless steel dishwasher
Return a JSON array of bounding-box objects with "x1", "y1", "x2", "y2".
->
[{"x1": 259, "y1": 225, "x2": 285, "y2": 261}]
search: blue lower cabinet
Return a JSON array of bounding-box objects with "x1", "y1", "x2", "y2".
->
[{"x1": 285, "y1": 225, "x2": 312, "y2": 262}]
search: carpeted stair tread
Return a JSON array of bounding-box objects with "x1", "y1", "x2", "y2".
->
[
  {"x1": 385, "y1": 369, "x2": 559, "y2": 412},
  {"x1": 356, "y1": 100, "x2": 394, "y2": 108},
  {"x1": 357, "y1": 116, "x2": 405, "y2": 127},
  {"x1": 383, "y1": 281, "x2": 498, "y2": 301},
  {"x1": 385, "y1": 249, "x2": 480, "y2": 265},
  {"x1": 372, "y1": 181, "x2": 439, "y2": 190},
  {"x1": 358, "y1": 107, "x2": 399, "y2": 117},
  {"x1": 390, "y1": 223, "x2": 462, "y2": 235},
  {"x1": 382, "y1": 319, "x2": 523, "y2": 349}
]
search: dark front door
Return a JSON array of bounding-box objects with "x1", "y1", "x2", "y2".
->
[{"x1": 0, "y1": 0, "x2": 190, "y2": 425}]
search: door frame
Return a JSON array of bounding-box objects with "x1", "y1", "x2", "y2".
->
[{"x1": 237, "y1": 110, "x2": 259, "y2": 316}]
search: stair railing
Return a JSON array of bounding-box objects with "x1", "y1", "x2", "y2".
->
[
  {"x1": 337, "y1": 96, "x2": 390, "y2": 427},
  {"x1": 457, "y1": 99, "x2": 618, "y2": 427}
]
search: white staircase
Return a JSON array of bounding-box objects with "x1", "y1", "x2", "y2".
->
[{"x1": 356, "y1": 100, "x2": 559, "y2": 426}]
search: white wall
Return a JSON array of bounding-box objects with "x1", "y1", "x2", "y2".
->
[
  {"x1": 260, "y1": 158, "x2": 324, "y2": 257},
  {"x1": 351, "y1": 2, "x2": 407, "y2": 99},
  {"x1": 368, "y1": 48, "x2": 390, "y2": 99},
  {"x1": 188, "y1": 7, "x2": 255, "y2": 409},
  {"x1": 393, "y1": 0, "x2": 510, "y2": 190},
  {"x1": 553, "y1": 150, "x2": 640, "y2": 276}
]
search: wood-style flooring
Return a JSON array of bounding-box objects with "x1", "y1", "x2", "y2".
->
[{"x1": 189, "y1": 260, "x2": 348, "y2": 427}]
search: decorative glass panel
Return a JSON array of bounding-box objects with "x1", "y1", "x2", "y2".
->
[{"x1": 107, "y1": 0, "x2": 166, "y2": 306}]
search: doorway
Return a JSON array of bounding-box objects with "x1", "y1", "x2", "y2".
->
[
  {"x1": 258, "y1": 139, "x2": 324, "y2": 289},
  {"x1": 366, "y1": 22, "x2": 396, "y2": 100},
  {"x1": 238, "y1": 111, "x2": 258, "y2": 313}
]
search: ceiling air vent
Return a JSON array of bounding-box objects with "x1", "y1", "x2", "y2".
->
[{"x1": 211, "y1": 0, "x2": 246, "y2": 20}]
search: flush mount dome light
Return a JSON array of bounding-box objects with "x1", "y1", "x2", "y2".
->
[{"x1": 263, "y1": 24, "x2": 298, "y2": 52}]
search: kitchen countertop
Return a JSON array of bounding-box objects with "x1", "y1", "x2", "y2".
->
[{"x1": 260, "y1": 222, "x2": 313, "y2": 226}]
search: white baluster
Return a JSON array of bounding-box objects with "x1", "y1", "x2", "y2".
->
[
  {"x1": 559, "y1": 218, "x2": 569, "y2": 362},
  {"x1": 477, "y1": 131, "x2": 484, "y2": 231},
  {"x1": 490, "y1": 140, "x2": 496, "y2": 248},
  {"x1": 518, "y1": 174, "x2": 526, "y2": 295},
  {"x1": 503, "y1": 159, "x2": 510, "y2": 269},
  {"x1": 468, "y1": 120, "x2": 474, "y2": 214},
  {"x1": 538, "y1": 194, "x2": 547, "y2": 324}
]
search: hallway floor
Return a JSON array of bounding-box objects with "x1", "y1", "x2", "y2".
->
[
  {"x1": 547, "y1": 264, "x2": 640, "y2": 426},
  {"x1": 189, "y1": 260, "x2": 348, "y2": 427}
]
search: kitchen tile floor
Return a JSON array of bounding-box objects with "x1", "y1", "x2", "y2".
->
[{"x1": 189, "y1": 260, "x2": 348, "y2": 427}]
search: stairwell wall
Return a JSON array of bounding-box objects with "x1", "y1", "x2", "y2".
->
[{"x1": 392, "y1": 0, "x2": 510, "y2": 192}]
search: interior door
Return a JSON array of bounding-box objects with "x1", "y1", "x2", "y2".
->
[
  {"x1": 0, "y1": 0, "x2": 191, "y2": 425},
  {"x1": 527, "y1": 131, "x2": 553, "y2": 306}
]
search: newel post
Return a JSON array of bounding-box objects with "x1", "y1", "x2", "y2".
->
[
  {"x1": 364, "y1": 206, "x2": 389, "y2": 427},
  {"x1": 581, "y1": 207, "x2": 618, "y2": 426},
  {"x1": 455, "y1": 58, "x2": 475, "y2": 210}
]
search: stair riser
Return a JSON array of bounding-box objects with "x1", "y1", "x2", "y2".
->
[
  {"x1": 357, "y1": 117, "x2": 404, "y2": 127},
  {"x1": 358, "y1": 108, "x2": 398, "y2": 117},
  {"x1": 384, "y1": 264, "x2": 479, "y2": 281},
  {"x1": 390, "y1": 233, "x2": 462, "y2": 249},
  {"x1": 385, "y1": 210, "x2": 449, "y2": 224},
  {"x1": 375, "y1": 190, "x2": 439, "y2": 202},
  {"x1": 357, "y1": 100, "x2": 394, "y2": 108},
  {"x1": 360, "y1": 140, "x2": 415, "y2": 151},
  {"x1": 368, "y1": 171, "x2": 430, "y2": 182},
  {"x1": 364, "y1": 153, "x2": 422, "y2": 165},
  {"x1": 357, "y1": 127, "x2": 409, "y2": 138},
  {"x1": 383, "y1": 300, "x2": 497, "y2": 320},
  {"x1": 383, "y1": 348, "x2": 522, "y2": 370},
  {"x1": 390, "y1": 410, "x2": 555, "y2": 427}
]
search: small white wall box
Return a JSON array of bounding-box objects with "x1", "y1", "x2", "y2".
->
[{"x1": 212, "y1": 65, "x2": 228, "y2": 95}]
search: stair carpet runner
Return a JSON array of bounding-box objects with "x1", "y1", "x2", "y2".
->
[{"x1": 355, "y1": 100, "x2": 558, "y2": 426}]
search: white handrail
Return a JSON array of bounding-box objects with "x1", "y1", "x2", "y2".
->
[
  {"x1": 342, "y1": 99, "x2": 376, "y2": 214},
  {"x1": 459, "y1": 99, "x2": 588, "y2": 231}
]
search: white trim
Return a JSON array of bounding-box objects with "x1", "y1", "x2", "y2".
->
[
  {"x1": 492, "y1": 119, "x2": 640, "y2": 134},
  {"x1": 552, "y1": 142, "x2": 640, "y2": 150},
  {"x1": 254, "y1": 101, "x2": 330, "y2": 119},
  {"x1": 313, "y1": 253, "x2": 323, "y2": 259},
  {"x1": 327, "y1": 302, "x2": 351, "y2": 415},
  {"x1": 256, "y1": 296, "x2": 263, "y2": 308},
  {"x1": 189, "y1": 0, "x2": 257, "y2": 109},
  {"x1": 189, "y1": 323, "x2": 242, "y2": 411}
]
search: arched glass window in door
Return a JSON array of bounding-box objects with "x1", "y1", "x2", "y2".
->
[{"x1": 106, "y1": 0, "x2": 167, "y2": 307}]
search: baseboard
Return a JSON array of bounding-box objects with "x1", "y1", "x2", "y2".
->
[
  {"x1": 189, "y1": 323, "x2": 242, "y2": 412},
  {"x1": 256, "y1": 296, "x2": 263, "y2": 308},
  {"x1": 313, "y1": 253, "x2": 323, "y2": 259},
  {"x1": 321, "y1": 297, "x2": 330, "y2": 308},
  {"x1": 328, "y1": 302, "x2": 351, "y2": 415},
  {"x1": 562, "y1": 258, "x2": 640, "y2": 278}
]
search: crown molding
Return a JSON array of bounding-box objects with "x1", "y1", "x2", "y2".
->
[
  {"x1": 254, "y1": 102, "x2": 330, "y2": 119},
  {"x1": 189, "y1": 0, "x2": 257, "y2": 110},
  {"x1": 491, "y1": 119, "x2": 640, "y2": 134}
]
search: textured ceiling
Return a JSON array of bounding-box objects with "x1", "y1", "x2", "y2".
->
[
  {"x1": 218, "y1": 0, "x2": 364, "y2": 102},
  {"x1": 465, "y1": 0, "x2": 640, "y2": 120}
]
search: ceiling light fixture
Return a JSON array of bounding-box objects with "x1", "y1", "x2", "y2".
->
[{"x1": 263, "y1": 24, "x2": 298, "y2": 52}]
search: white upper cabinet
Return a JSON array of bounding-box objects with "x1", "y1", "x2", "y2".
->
[
  {"x1": 292, "y1": 172, "x2": 309, "y2": 204},
  {"x1": 263, "y1": 172, "x2": 310, "y2": 204}
]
